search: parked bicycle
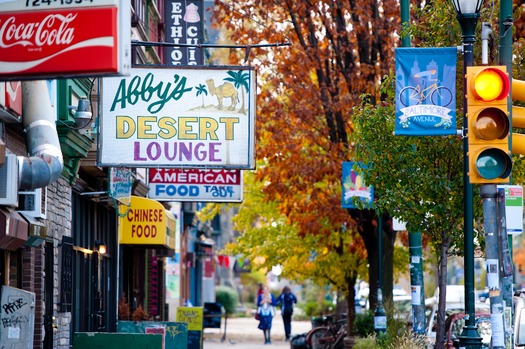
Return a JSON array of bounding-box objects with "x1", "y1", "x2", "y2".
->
[{"x1": 305, "y1": 316, "x2": 347, "y2": 349}]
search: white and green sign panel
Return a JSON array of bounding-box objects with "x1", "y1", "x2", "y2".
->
[{"x1": 498, "y1": 185, "x2": 523, "y2": 235}]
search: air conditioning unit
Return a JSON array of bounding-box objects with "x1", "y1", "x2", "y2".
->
[
  {"x1": 18, "y1": 187, "x2": 47, "y2": 219},
  {"x1": 0, "y1": 154, "x2": 18, "y2": 206}
]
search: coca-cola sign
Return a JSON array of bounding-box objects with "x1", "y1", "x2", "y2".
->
[
  {"x1": 0, "y1": 13, "x2": 77, "y2": 48},
  {"x1": 0, "y1": 6, "x2": 127, "y2": 79}
]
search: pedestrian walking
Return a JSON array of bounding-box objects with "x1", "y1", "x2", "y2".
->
[
  {"x1": 257, "y1": 285, "x2": 276, "y2": 344},
  {"x1": 257, "y1": 282, "x2": 264, "y2": 297},
  {"x1": 277, "y1": 286, "x2": 297, "y2": 341}
]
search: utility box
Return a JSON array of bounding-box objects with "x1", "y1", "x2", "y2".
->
[{"x1": 0, "y1": 286, "x2": 35, "y2": 349}]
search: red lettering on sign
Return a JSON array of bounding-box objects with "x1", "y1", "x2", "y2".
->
[{"x1": 131, "y1": 225, "x2": 158, "y2": 238}]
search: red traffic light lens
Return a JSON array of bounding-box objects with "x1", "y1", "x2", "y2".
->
[
  {"x1": 472, "y1": 68, "x2": 510, "y2": 102},
  {"x1": 472, "y1": 107, "x2": 510, "y2": 140}
]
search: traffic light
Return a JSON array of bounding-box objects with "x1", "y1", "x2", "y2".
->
[{"x1": 466, "y1": 66, "x2": 512, "y2": 184}]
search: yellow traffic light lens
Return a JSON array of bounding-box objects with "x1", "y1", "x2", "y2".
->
[
  {"x1": 472, "y1": 68, "x2": 510, "y2": 102},
  {"x1": 472, "y1": 108, "x2": 509, "y2": 140}
]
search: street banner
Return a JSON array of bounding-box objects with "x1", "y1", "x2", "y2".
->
[
  {"x1": 341, "y1": 162, "x2": 373, "y2": 209},
  {"x1": 497, "y1": 185, "x2": 523, "y2": 234},
  {"x1": 148, "y1": 168, "x2": 243, "y2": 202},
  {"x1": 0, "y1": 0, "x2": 130, "y2": 79},
  {"x1": 395, "y1": 47, "x2": 457, "y2": 136},
  {"x1": 99, "y1": 67, "x2": 256, "y2": 169}
]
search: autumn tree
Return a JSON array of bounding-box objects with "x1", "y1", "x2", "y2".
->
[
  {"x1": 200, "y1": 169, "x2": 370, "y2": 306},
  {"x1": 211, "y1": 0, "x2": 401, "y2": 338}
]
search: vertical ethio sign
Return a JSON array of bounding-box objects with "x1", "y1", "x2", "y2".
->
[
  {"x1": 99, "y1": 67, "x2": 256, "y2": 169},
  {"x1": 164, "y1": 0, "x2": 204, "y2": 65}
]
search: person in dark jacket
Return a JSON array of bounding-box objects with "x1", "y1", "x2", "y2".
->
[
  {"x1": 257, "y1": 285, "x2": 276, "y2": 344},
  {"x1": 277, "y1": 286, "x2": 298, "y2": 341}
]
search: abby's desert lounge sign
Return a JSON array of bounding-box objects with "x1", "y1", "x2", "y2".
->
[{"x1": 99, "y1": 67, "x2": 256, "y2": 169}]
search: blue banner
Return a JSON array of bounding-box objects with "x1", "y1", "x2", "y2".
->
[
  {"x1": 395, "y1": 47, "x2": 457, "y2": 136},
  {"x1": 341, "y1": 162, "x2": 373, "y2": 209}
]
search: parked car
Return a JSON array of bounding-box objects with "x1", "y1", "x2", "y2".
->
[
  {"x1": 445, "y1": 311, "x2": 491, "y2": 349},
  {"x1": 426, "y1": 285, "x2": 489, "y2": 347},
  {"x1": 514, "y1": 290, "x2": 525, "y2": 347}
]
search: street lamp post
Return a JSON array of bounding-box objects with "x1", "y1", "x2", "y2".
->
[{"x1": 451, "y1": 0, "x2": 484, "y2": 348}]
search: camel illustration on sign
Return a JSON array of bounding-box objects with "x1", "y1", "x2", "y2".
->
[{"x1": 205, "y1": 79, "x2": 238, "y2": 110}]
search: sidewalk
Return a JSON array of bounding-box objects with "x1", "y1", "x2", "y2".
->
[{"x1": 203, "y1": 316, "x2": 312, "y2": 349}]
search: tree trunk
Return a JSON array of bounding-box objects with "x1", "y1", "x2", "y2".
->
[
  {"x1": 381, "y1": 215, "x2": 396, "y2": 304},
  {"x1": 345, "y1": 277, "x2": 357, "y2": 338},
  {"x1": 348, "y1": 209, "x2": 396, "y2": 311},
  {"x1": 435, "y1": 240, "x2": 450, "y2": 348}
]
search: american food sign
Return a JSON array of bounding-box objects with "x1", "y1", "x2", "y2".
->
[
  {"x1": 148, "y1": 168, "x2": 243, "y2": 202},
  {"x1": 0, "y1": 0, "x2": 130, "y2": 79},
  {"x1": 99, "y1": 67, "x2": 256, "y2": 169}
]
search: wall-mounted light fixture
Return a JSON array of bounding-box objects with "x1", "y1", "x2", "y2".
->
[
  {"x1": 95, "y1": 240, "x2": 106, "y2": 255},
  {"x1": 68, "y1": 97, "x2": 93, "y2": 129}
]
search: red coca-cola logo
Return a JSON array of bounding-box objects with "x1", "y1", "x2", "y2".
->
[
  {"x1": 0, "y1": 13, "x2": 76, "y2": 49},
  {"x1": 0, "y1": 7, "x2": 119, "y2": 77}
]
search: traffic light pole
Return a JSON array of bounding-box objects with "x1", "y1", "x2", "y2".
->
[
  {"x1": 499, "y1": 1, "x2": 515, "y2": 347},
  {"x1": 480, "y1": 185, "x2": 506, "y2": 349},
  {"x1": 400, "y1": 0, "x2": 426, "y2": 335},
  {"x1": 457, "y1": 12, "x2": 483, "y2": 349}
]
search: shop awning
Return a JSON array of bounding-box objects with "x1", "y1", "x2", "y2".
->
[
  {"x1": 118, "y1": 196, "x2": 175, "y2": 250},
  {"x1": 0, "y1": 208, "x2": 28, "y2": 251}
]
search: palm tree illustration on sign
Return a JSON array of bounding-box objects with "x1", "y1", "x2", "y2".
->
[
  {"x1": 224, "y1": 70, "x2": 250, "y2": 114},
  {"x1": 195, "y1": 83, "x2": 208, "y2": 107},
  {"x1": 205, "y1": 78, "x2": 238, "y2": 110}
]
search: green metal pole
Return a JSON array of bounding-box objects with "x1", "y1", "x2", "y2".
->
[
  {"x1": 399, "y1": 0, "x2": 426, "y2": 335},
  {"x1": 409, "y1": 232, "x2": 425, "y2": 334},
  {"x1": 374, "y1": 212, "x2": 386, "y2": 335},
  {"x1": 400, "y1": 0, "x2": 410, "y2": 48},
  {"x1": 457, "y1": 12, "x2": 483, "y2": 349}
]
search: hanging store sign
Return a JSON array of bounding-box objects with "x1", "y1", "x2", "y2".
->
[
  {"x1": 148, "y1": 168, "x2": 243, "y2": 202},
  {"x1": 0, "y1": 0, "x2": 130, "y2": 79},
  {"x1": 164, "y1": 0, "x2": 204, "y2": 65},
  {"x1": 99, "y1": 67, "x2": 256, "y2": 169},
  {"x1": 108, "y1": 167, "x2": 134, "y2": 206},
  {"x1": 119, "y1": 196, "x2": 176, "y2": 249}
]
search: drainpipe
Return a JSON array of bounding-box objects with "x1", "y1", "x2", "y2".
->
[{"x1": 19, "y1": 80, "x2": 64, "y2": 190}]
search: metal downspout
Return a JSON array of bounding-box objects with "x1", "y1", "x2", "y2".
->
[{"x1": 19, "y1": 80, "x2": 64, "y2": 190}]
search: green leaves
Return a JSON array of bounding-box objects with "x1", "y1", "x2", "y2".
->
[{"x1": 353, "y1": 74, "x2": 467, "y2": 249}]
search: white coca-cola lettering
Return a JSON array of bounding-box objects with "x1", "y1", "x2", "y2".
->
[{"x1": 0, "y1": 13, "x2": 76, "y2": 49}]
